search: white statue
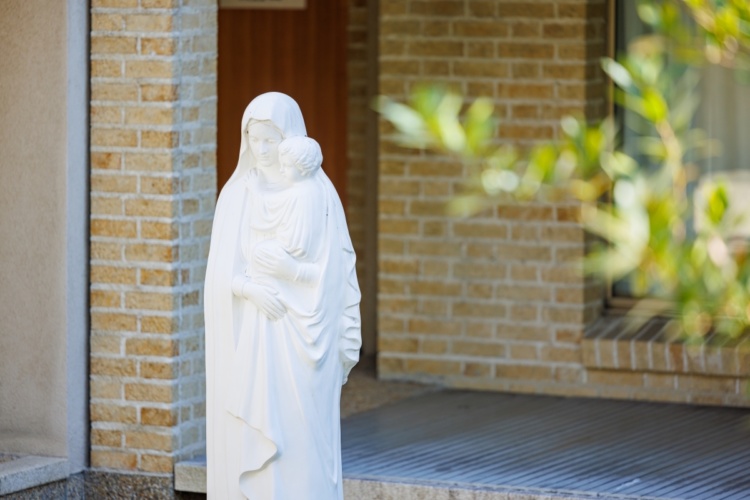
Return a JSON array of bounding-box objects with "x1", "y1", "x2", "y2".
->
[{"x1": 204, "y1": 92, "x2": 362, "y2": 499}]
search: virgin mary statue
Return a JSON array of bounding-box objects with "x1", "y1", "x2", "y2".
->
[{"x1": 204, "y1": 92, "x2": 362, "y2": 499}]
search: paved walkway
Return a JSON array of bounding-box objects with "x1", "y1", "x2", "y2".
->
[{"x1": 342, "y1": 389, "x2": 750, "y2": 499}]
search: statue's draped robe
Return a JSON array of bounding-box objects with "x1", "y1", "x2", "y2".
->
[{"x1": 204, "y1": 93, "x2": 361, "y2": 500}]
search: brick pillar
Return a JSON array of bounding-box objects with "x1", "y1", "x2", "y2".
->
[
  {"x1": 89, "y1": 0, "x2": 216, "y2": 474},
  {"x1": 377, "y1": 0, "x2": 608, "y2": 395}
]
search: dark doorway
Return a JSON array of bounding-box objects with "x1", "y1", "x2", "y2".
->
[{"x1": 217, "y1": 1, "x2": 348, "y2": 201}]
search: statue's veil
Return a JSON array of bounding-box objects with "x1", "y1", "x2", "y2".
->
[{"x1": 226, "y1": 92, "x2": 308, "y2": 187}]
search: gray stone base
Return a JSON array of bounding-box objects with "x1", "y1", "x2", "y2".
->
[
  {"x1": 3, "y1": 473, "x2": 84, "y2": 500},
  {"x1": 84, "y1": 471, "x2": 204, "y2": 500},
  {"x1": 4, "y1": 471, "x2": 208, "y2": 500}
]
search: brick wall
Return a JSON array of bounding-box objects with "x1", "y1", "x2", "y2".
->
[
  {"x1": 376, "y1": 0, "x2": 749, "y2": 407},
  {"x1": 89, "y1": 0, "x2": 217, "y2": 473}
]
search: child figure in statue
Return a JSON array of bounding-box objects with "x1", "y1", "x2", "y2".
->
[
  {"x1": 234, "y1": 136, "x2": 325, "y2": 296},
  {"x1": 278, "y1": 136, "x2": 322, "y2": 183}
]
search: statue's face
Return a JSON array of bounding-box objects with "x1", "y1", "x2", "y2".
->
[
  {"x1": 279, "y1": 154, "x2": 305, "y2": 184},
  {"x1": 247, "y1": 121, "x2": 283, "y2": 168}
]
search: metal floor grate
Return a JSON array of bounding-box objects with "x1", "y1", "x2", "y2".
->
[{"x1": 341, "y1": 391, "x2": 750, "y2": 499}]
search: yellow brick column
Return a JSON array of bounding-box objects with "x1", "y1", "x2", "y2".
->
[{"x1": 89, "y1": 0, "x2": 216, "y2": 475}]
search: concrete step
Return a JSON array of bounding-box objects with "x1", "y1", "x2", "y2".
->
[
  {"x1": 0, "y1": 455, "x2": 69, "y2": 496},
  {"x1": 175, "y1": 458, "x2": 636, "y2": 499}
]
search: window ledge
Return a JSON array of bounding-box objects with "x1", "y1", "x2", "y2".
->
[
  {"x1": 0, "y1": 455, "x2": 69, "y2": 496},
  {"x1": 582, "y1": 316, "x2": 750, "y2": 377}
]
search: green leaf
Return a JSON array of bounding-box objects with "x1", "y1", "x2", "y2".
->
[
  {"x1": 447, "y1": 194, "x2": 490, "y2": 217},
  {"x1": 661, "y1": 2, "x2": 681, "y2": 31},
  {"x1": 560, "y1": 116, "x2": 582, "y2": 138},
  {"x1": 640, "y1": 56, "x2": 665, "y2": 86},
  {"x1": 374, "y1": 96, "x2": 431, "y2": 147},
  {"x1": 601, "y1": 58, "x2": 636, "y2": 92},
  {"x1": 465, "y1": 98, "x2": 495, "y2": 155},
  {"x1": 636, "y1": 136, "x2": 668, "y2": 159},
  {"x1": 600, "y1": 151, "x2": 638, "y2": 178},
  {"x1": 614, "y1": 180, "x2": 638, "y2": 208},
  {"x1": 671, "y1": 91, "x2": 701, "y2": 131},
  {"x1": 642, "y1": 88, "x2": 669, "y2": 122},
  {"x1": 435, "y1": 92, "x2": 466, "y2": 153},
  {"x1": 528, "y1": 144, "x2": 559, "y2": 183},
  {"x1": 410, "y1": 85, "x2": 444, "y2": 116},
  {"x1": 705, "y1": 183, "x2": 730, "y2": 225},
  {"x1": 481, "y1": 168, "x2": 519, "y2": 195},
  {"x1": 637, "y1": 1, "x2": 660, "y2": 26},
  {"x1": 569, "y1": 179, "x2": 602, "y2": 202}
]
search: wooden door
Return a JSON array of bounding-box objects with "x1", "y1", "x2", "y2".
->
[{"x1": 217, "y1": 2, "x2": 348, "y2": 203}]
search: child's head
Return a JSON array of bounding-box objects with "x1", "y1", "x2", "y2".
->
[{"x1": 278, "y1": 136, "x2": 322, "y2": 183}]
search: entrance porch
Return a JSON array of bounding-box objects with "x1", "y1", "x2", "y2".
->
[{"x1": 176, "y1": 361, "x2": 750, "y2": 499}]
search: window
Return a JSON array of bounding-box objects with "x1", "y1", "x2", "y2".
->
[{"x1": 611, "y1": 0, "x2": 750, "y2": 302}]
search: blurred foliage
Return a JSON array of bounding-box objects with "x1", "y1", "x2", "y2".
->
[{"x1": 377, "y1": 0, "x2": 750, "y2": 343}]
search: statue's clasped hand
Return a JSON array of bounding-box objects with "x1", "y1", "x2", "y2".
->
[
  {"x1": 231, "y1": 275, "x2": 286, "y2": 321},
  {"x1": 254, "y1": 241, "x2": 299, "y2": 281}
]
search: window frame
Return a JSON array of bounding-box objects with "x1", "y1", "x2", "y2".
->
[{"x1": 604, "y1": 0, "x2": 674, "y2": 316}]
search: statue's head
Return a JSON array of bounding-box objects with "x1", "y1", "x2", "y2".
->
[
  {"x1": 246, "y1": 121, "x2": 283, "y2": 169},
  {"x1": 230, "y1": 92, "x2": 308, "y2": 185},
  {"x1": 278, "y1": 136, "x2": 322, "y2": 184},
  {"x1": 242, "y1": 92, "x2": 306, "y2": 142}
]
